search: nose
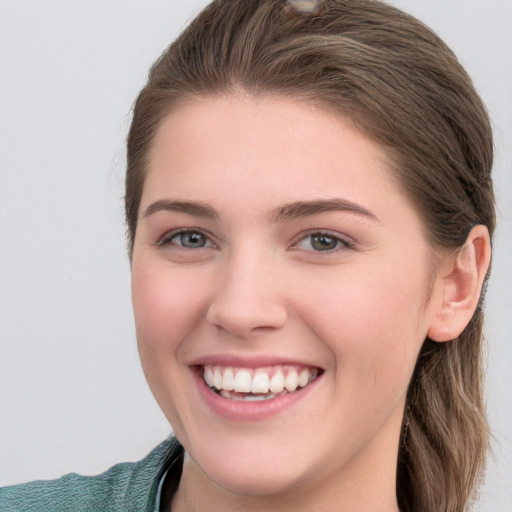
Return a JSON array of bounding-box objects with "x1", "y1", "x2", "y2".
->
[{"x1": 206, "y1": 253, "x2": 288, "y2": 337}]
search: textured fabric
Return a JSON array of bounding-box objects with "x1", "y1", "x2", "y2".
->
[{"x1": 0, "y1": 437, "x2": 184, "y2": 512}]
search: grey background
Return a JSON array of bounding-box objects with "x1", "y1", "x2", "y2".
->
[{"x1": 0, "y1": 1, "x2": 510, "y2": 509}]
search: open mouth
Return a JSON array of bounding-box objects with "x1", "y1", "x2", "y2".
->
[{"x1": 200, "y1": 364, "x2": 321, "y2": 402}]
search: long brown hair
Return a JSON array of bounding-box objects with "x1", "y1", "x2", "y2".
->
[{"x1": 126, "y1": 1, "x2": 495, "y2": 510}]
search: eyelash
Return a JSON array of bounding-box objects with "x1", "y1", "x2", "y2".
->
[
  {"x1": 155, "y1": 229, "x2": 354, "y2": 253},
  {"x1": 155, "y1": 229, "x2": 215, "y2": 249},
  {"x1": 291, "y1": 231, "x2": 355, "y2": 253}
]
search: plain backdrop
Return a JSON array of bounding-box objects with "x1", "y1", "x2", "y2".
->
[{"x1": 0, "y1": 1, "x2": 511, "y2": 510}]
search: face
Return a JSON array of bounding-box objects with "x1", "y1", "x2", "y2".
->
[{"x1": 131, "y1": 94, "x2": 443, "y2": 500}]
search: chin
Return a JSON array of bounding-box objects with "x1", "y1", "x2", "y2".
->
[
  {"x1": 186, "y1": 436, "x2": 311, "y2": 498},
  {"x1": 203, "y1": 461, "x2": 305, "y2": 497}
]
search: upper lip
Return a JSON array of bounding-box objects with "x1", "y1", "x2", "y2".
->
[{"x1": 188, "y1": 353, "x2": 323, "y2": 370}]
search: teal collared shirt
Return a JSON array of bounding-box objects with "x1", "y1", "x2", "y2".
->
[{"x1": 0, "y1": 437, "x2": 184, "y2": 512}]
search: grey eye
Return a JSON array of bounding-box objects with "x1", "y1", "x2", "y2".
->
[
  {"x1": 310, "y1": 234, "x2": 339, "y2": 251},
  {"x1": 174, "y1": 231, "x2": 209, "y2": 249}
]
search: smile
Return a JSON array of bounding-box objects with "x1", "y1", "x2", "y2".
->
[{"x1": 202, "y1": 365, "x2": 320, "y2": 401}]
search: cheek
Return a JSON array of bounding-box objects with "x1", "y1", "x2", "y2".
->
[
  {"x1": 293, "y1": 258, "x2": 430, "y2": 381},
  {"x1": 131, "y1": 261, "x2": 210, "y2": 353},
  {"x1": 130, "y1": 261, "x2": 211, "y2": 433}
]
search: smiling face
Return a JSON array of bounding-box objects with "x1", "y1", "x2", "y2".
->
[{"x1": 131, "y1": 94, "x2": 444, "y2": 509}]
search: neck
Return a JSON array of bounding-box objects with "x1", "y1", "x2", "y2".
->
[
  {"x1": 171, "y1": 467, "x2": 400, "y2": 512},
  {"x1": 169, "y1": 432, "x2": 401, "y2": 512},
  {"x1": 169, "y1": 399, "x2": 405, "y2": 512}
]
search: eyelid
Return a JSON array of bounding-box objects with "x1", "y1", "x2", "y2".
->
[
  {"x1": 290, "y1": 229, "x2": 356, "y2": 252},
  {"x1": 154, "y1": 227, "x2": 218, "y2": 248},
  {"x1": 153, "y1": 227, "x2": 355, "y2": 252}
]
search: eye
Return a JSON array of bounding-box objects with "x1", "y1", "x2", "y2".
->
[
  {"x1": 294, "y1": 231, "x2": 353, "y2": 252},
  {"x1": 157, "y1": 230, "x2": 213, "y2": 249}
]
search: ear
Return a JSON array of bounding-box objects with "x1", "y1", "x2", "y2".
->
[{"x1": 428, "y1": 225, "x2": 491, "y2": 342}]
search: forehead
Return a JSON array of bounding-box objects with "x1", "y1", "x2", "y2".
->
[{"x1": 143, "y1": 93, "x2": 418, "y2": 228}]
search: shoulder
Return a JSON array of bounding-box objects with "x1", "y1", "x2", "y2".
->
[{"x1": 0, "y1": 437, "x2": 183, "y2": 512}]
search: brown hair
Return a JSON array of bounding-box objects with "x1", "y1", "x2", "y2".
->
[{"x1": 126, "y1": 1, "x2": 495, "y2": 510}]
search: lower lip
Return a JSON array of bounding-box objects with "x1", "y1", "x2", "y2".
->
[{"x1": 192, "y1": 368, "x2": 320, "y2": 422}]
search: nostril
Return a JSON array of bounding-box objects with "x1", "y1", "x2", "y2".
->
[{"x1": 206, "y1": 298, "x2": 287, "y2": 337}]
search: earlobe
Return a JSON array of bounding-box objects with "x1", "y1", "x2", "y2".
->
[{"x1": 428, "y1": 225, "x2": 491, "y2": 342}]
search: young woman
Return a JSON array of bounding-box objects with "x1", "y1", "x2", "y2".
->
[{"x1": 1, "y1": 1, "x2": 499, "y2": 511}]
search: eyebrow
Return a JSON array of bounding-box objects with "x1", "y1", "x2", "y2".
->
[
  {"x1": 142, "y1": 199, "x2": 218, "y2": 220},
  {"x1": 142, "y1": 197, "x2": 380, "y2": 224},
  {"x1": 270, "y1": 198, "x2": 381, "y2": 223}
]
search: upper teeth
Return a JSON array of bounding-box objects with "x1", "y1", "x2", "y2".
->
[{"x1": 203, "y1": 365, "x2": 318, "y2": 394}]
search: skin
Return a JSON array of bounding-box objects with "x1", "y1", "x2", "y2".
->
[{"x1": 130, "y1": 94, "x2": 487, "y2": 512}]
